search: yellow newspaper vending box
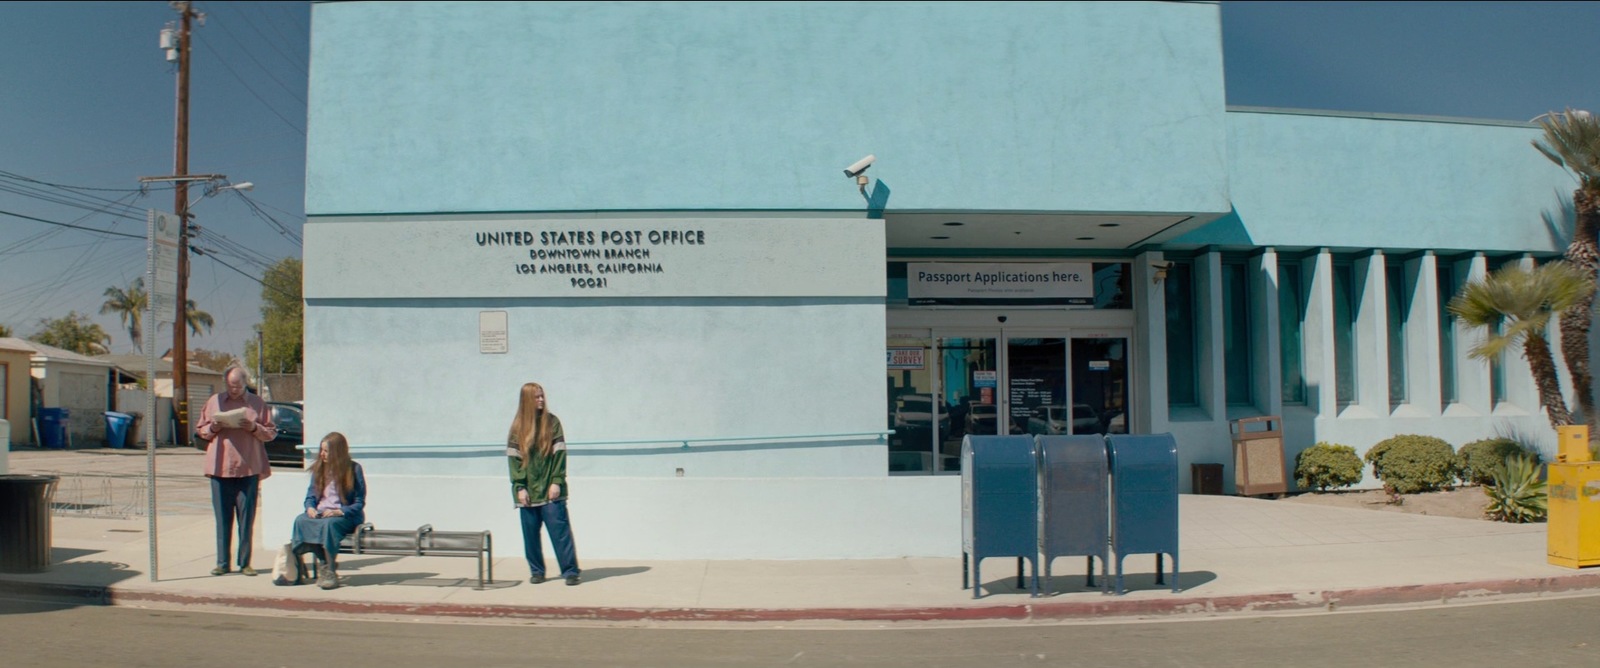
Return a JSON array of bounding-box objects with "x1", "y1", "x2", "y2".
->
[{"x1": 1548, "y1": 425, "x2": 1600, "y2": 569}]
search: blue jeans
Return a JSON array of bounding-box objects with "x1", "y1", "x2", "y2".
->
[
  {"x1": 210, "y1": 476, "x2": 259, "y2": 569},
  {"x1": 519, "y1": 500, "x2": 579, "y2": 578}
]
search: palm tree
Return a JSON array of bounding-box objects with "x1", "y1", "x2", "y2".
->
[
  {"x1": 1450, "y1": 261, "x2": 1594, "y2": 429},
  {"x1": 1532, "y1": 109, "x2": 1600, "y2": 426},
  {"x1": 184, "y1": 299, "x2": 214, "y2": 338},
  {"x1": 101, "y1": 278, "x2": 148, "y2": 352}
]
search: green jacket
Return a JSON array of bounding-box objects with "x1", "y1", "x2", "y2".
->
[{"x1": 506, "y1": 414, "x2": 568, "y2": 506}]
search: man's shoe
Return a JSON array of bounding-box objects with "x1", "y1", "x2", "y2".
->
[
  {"x1": 240, "y1": 566, "x2": 258, "y2": 577},
  {"x1": 210, "y1": 565, "x2": 230, "y2": 576},
  {"x1": 529, "y1": 574, "x2": 546, "y2": 584},
  {"x1": 565, "y1": 575, "x2": 581, "y2": 586}
]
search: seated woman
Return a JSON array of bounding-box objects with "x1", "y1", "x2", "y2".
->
[{"x1": 288, "y1": 432, "x2": 366, "y2": 589}]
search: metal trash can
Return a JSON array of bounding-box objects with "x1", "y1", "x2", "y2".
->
[
  {"x1": 1108, "y1": 433, "x2": 1180, "y2": 594},
  {"x1": 1039, "y1": 435, "x2": 1110, "y2": 594},
  {"x1": 961, "y1": 435, "x2": 1039, "y2": 598},
  {"x1": 0, "y1": 474, "x2": 60, "y2": 573},
  {"x1": 126, "y1": 412, "x2": 143, "y2": 449},
  {"x1": 40, "y1": 408, "x2": 69, "y2": 450},
  {"x1": 1231, "y1": 416, "x2": 1286, "y2": 496},
  {"x1": 104, "y1": 411, "x2": 133, "y2": 449}
]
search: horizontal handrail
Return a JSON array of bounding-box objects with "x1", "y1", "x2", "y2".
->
[{"x1": 296, "y1": 430, "x2": 895, "y2": 452}]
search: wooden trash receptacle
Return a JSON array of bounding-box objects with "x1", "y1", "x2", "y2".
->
[{"x1": 1230, "y1": 416, "x2": 1286, "y2": 497}]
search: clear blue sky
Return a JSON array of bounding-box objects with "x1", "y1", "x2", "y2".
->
[{"x1": 2, "y1": 1, "x2": 1598, "y2": 360}]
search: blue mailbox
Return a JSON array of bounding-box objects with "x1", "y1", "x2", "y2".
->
[
  {"x1": 1039, "y1": 435, "x2": 1110, "y2": 594},
  {"x1": 1107, "y1": 433, "x2": 1180, "y2": 594},
  {"x1": 961, "y1": 435, "x2": 1039, "y2": 598}
]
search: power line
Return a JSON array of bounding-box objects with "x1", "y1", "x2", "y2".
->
[
  {"x1": 204, "y1": 9, "x2": 308, "y2": 106},
  {"x1": 231, "y1": 191, "x2": 303, "y2": 245},
  {"x1": 251, "y1": 2, "x2": 310, "y2": 72},
  {"x1": 0, "y1": 183, "x2": 148, "y2": 221},
  {"x1": 0, "y1": 169, "x2": 176, "y2": 194},
  {"x1": 194, "y1": 35, "x2": 306, "y2": 136},
  {"x1": 192, "y1": 248, "x2": 297, "y2": 300},
  {"x1": 0, "y1": 208, "x2": 145, "y2": 239},
  {"x1": 227, "y1": 1, "x2": 309, "y2": 73}
]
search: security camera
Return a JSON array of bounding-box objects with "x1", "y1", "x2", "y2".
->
[
  {"x1": 997, "y1": 315, "x2": 1008, "y2": 324},
  {"x1": 843, "y1": 154, "x2": 875, "y2": 178}
]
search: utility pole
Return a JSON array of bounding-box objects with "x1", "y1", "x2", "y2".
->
[{"x1": 171, "y1": 1, "x2": 197, "y2": 447}]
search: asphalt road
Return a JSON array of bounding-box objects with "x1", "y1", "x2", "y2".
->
[{"x1": 1, "y1": 594, "x2": 1596, "y2": 667}]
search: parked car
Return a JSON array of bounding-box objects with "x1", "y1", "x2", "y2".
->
[
  {"x1": 1027, "y1": 404, "x2": 1103, "y2": 435},
  {"x1": 892, "y1": 394, "x2": 949, "y2": 437},
  {"x1": 965, "y1": 402, "x2": 997, "y2": 435},
  {"x1": 264, "y1": 401, "x2": 305, "y2": 466},
  {"x1": 1026, "y1": 405, "x2": 1069, "y2": 435}
]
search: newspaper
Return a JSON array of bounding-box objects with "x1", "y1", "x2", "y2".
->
[{"x1": 212, "y1": 407, "x2": 251, "y2": 429}]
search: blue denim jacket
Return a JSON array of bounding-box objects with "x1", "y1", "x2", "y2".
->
[{"x1": 302, "y1": 462, "x2": 366, "y2": 526}]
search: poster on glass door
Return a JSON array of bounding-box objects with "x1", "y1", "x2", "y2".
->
[{"x1": 907, "y1": 262, "x2": 1094, "y2": 306}]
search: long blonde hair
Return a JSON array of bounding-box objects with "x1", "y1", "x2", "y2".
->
[
  {"x1": 312, "y1": 432, "x2": 356, "y2": 495},
  {"x1": 510, "y1": 382, "x2": 555, "y2": 459}
]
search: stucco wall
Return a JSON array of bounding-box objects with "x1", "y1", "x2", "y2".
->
[
  {"x1": 1178, "y1": 110, "x2": 1574, "y2": 253},
  {"x1": 306, "y1": 1, "x2": 1229, "y2": 217}
]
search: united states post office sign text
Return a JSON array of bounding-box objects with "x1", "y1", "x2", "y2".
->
[{"x1": 304, "y1": 217, "x2": 884, "y2": 299}]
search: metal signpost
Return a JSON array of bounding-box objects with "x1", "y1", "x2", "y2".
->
[{"x1": 147, "y1": 209, "x2": 180, "y2": 581}]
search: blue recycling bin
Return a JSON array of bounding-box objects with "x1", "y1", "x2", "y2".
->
[
  {"x1": 961, "y1": 435, "x2": 1039, "y2": 598},
  {"x1": 39, "y1": 408, "x2": 69, "y2": 450},
  {"x1": 1107, "y1": 433, "x2": 1180, "y2": 594},
  {"x1": 1039, "y1": 435, "x2": 1111, "y2": 594},
  {"x1": 104, "y1": 412, "x2": 133, "y2": 449}
]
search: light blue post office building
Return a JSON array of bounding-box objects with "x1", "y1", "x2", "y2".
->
[{"x1": 269, "y1": 1, "x2": 1579, "y2": 558}]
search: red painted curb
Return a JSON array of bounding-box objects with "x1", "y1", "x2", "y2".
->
[{"x1": 5, "y1": 574, "x2": 1600, "y2": 623}]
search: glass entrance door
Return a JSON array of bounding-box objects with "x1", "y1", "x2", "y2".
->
[
  {"x1": 1007, "y1": 337, "x2": 1068, "y2": 437},
  {"x1": 886, "y1": 330, "x2": 1131, "y2": 474},
  {"x1": 1071, "y1": 336, "x2": 1130, "y2": 434},
  {"x1": 936, "y1": 335, "x2": 998, "y2": 473}
]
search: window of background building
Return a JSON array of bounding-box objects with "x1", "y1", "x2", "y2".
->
[
  {"x1": 1222, "y1": 260, "x2": 1252, "y2": 406},
  {"x1": 1333, "y1": 262, "x2": 1358, "y2": 406},
  {"x1": 1279, "y1": 261, "x2": 1306, "y2": 404},
  {"x1": 1437, "y1": 261, "x2": 1458, "y2": 405},
  {"x1": 1489, "y1": 258, "x2": 1517, "y2": 406},
  {"x1": 1164, "y1": 262, "x2": 1198, "y2": 407},
  {"x1": 1387, "y1": 262, "x2": 1408, "y2": 406}
]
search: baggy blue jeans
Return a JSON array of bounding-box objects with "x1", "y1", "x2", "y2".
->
[
  {"x1": 210, "y1": 475, "x2": 259, "y2": 569},
  {"x1": 519, "y1": 500, "x2": 580, "y2": 578}
]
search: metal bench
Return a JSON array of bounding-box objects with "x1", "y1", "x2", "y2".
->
[{"x1": 327, "y1": 523, "x2": 495, "y2": 589}]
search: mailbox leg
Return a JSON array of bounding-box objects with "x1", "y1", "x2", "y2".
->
[
  {"x1": 962, "y1": 552, "x2": 969, "y2": 590},
  {"x1": 1099, "y1": 554, "x2": 1110, "y2": 595},
  {"x1": 1114, "y1": 553, "x2": 1125, "y2": 595},
  {"x1": 1155, "y1": 554, "x2": 1164, "y2": 586},
  {"x1": 1030, "y1": 556, "x2": 1039, "y2": 598},
  {"x1": 1016, "y1": 557, "x2": 1024, "y2": 591},
  {"x1": 1170, "y1": 553, "x2": 1180, "y2": 593},
  {"x1": 1085, "y1": 556, "x2": 1094, "y2": 587}
]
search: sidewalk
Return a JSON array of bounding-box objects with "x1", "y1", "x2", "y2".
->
[{"x1": 3, "y1": 491, "x2": 1597, "y2": 626}]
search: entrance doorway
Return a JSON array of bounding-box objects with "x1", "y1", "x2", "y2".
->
[{"x1": 886, "y1": 330, "x2": 1130, "y2": 474}]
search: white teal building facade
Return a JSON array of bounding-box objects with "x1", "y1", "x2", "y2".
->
[{"x1": 268, "y1": 1, "x2": 1580, "y2": 558}]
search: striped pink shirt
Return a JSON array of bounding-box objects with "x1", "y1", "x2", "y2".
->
[{"x1": 195, "y1": 391, "x2": 277, "y2": 480}]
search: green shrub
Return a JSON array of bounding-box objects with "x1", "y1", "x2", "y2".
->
[
  {"x1": 1363, "y1": 435, "x2": 1459, "y2": 494},
  {"x1": 1294, "y1": 442, "x2": 1364, "y2": 491},
  {"x1": 1484, "y1": 454, "x2": 1547, "y2": 523},
  {"x1": 1457, "y1": 438, "x2": 1539, "y2": 485}
]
